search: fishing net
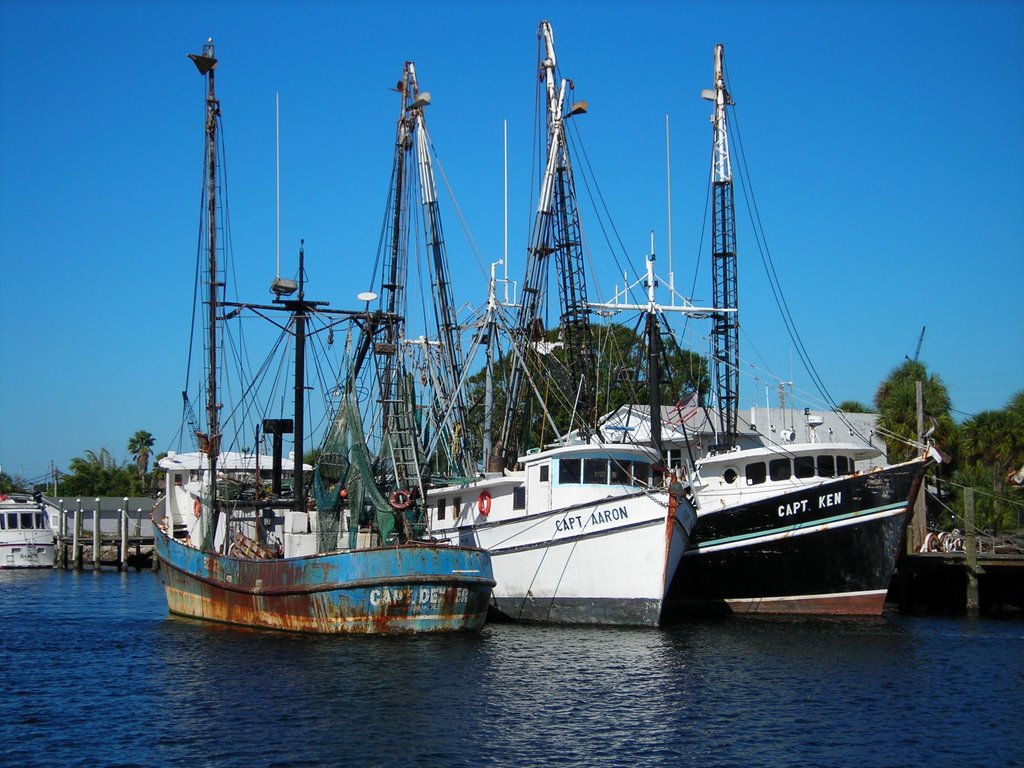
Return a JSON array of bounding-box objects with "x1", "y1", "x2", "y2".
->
[{"x1": 314, "y1": 393, "x2": 399, "y2": 549}]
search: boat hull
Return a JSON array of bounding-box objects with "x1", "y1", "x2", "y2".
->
[
  {"x1": 0, "y1": 499, "x2": 56, "y2": 569},
  {"x1": 0, "y1": 537, "x2": 56, "y2": 569},
  {"x1": 666, "y1": 461, "x2": 923, "y2": 616},
  {"x1": 446, "y1": 492, "x2": 695, "y2": 627},
  {"x1": 153, "y1": 526, "x2": 495, "y2": 634}
]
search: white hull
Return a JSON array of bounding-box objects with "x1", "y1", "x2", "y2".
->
[
  {"x1": 427, "y1": 443, "x2": 696, "y2": 626},
  {"x1": 0, "y1": 497, "x2": 56, "y2": 569}
]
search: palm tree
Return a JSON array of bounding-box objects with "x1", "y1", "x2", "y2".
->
[
  {"x1": 127, "y1": 430, "x2": 155, "y2": 477},
  {"x1": 61, "y1": 448, "x2": 141, "y2": 496},
  {"x1": 873, "y1": 360, "x2": 955, "y2": 463},
  {"x1": 959, "y1": 394, "x2": 1024, "y2": 530}
]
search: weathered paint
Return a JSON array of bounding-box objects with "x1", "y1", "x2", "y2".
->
[{"x1": 153, "y1": 526, "x2": 494, "y2": 634}]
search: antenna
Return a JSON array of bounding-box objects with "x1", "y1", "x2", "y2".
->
[
  {"x1": 270, "y1": 93, "x2": 297, "y2": 297},
  {"x1": 276, "y1": 92, "x2": 281, "y2": 279},
  {"x1": 665, "y1": 113, "x2": 673, "y2": 297},
  {"x1": 503, "y1": 118, "x2": 509, "y2": 294}
]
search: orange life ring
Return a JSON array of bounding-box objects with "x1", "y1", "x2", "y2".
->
[
  {"x1": 193, "y1": 499, "x2": 202, "y2": 518},
  {"x1": 389, "y1": 489, "x2": 412, "y2": 511},
  {"x1": 477, "y1": 490, "x2": 492, "y2": 516}
]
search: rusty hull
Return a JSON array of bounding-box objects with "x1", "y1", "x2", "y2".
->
[{"x1": 153, "y1": 526, "x2": 494, "y2": 634}]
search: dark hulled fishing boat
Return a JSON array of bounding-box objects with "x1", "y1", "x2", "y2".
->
[{"x1": 661, "y1": 43, "x2": 930, "y2": 615}]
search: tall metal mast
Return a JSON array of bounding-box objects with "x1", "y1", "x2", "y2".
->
[
  {"x1": 189, "y1": 40, "x2": 220, "y2": 550},
  {"x1": 703, "y1": 43, "x2": 739, "y2": 451},
  {"x1": 410, "y1": 67, "x2": 473, "y2": 477},
  {"x1": 377, "y1": 65, "x2": 413, "y2": 437},
  {"x1": 491, "y1": 20, "x2": 594, "y2": 469}
]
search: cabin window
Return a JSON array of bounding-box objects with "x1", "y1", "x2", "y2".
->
[
  {"x1": 632, "y1": 462, "x2": 651, "y2": 486},
  {"x1": 723, "y1": 468, "x2": 738, "y2": 484},
  {"x1": 513, "y1": 487, "x2": 526, "y2": 510},
  {"x1": 609, "y1": 460, "x2": 630, "y2": 485},
  {"x1": 0, "y1": 513, "x2": 6, "y2": 529},
  {"x1": 20, "y1": 513, "x2": 33, "y2": 529},
  {"x1": 559, "y1": 458, "x2": 582, "y2": 484},
  {"x1": 437, "y1": 498, "x2": 446, "y2": 521},
  {"x1": 836, "y1": 455, "x2": 850, "y2": 475},
  {"x1": 453, "y1": 497, "x2": 462, "y2": 518},
  {"x1": 794, "y1": 456, "x2": 815, "y2": 479},
  {"x1": 745, "y1": 462, "x2": 767, "y2": 485},
  {"x1": 769, "y1": 459, "x2": 792, "y2": 482},
  {"x1": 584, "y1": 459, "x2": 608, "y2": 484},
  {"x1": 539, "y1": 465, "x2": 549, "y2": 483},
  {"x1": 817, "y1": 454, "x2": 835, "y2": 478}
]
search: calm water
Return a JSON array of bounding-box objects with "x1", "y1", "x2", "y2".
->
[{"x1": 1, "y1": 569, "x2": 1021, "y2": 768}]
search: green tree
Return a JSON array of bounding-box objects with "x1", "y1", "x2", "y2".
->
[
  {"x1": 873, "y1": 360, "x2": 956, "y2": 463},
  {"x1": 463, "y1": 321, "x2": 710, "y2": 465},
  {"x1": 0, "y1": 471, "x2": 22, "y2": 494},
  {"x1": 58, "y1": 448, "x2": 142, "y2": 497},
  {"x1": 127, "y1": 430, "x2": 155, "y2": 479},
  {"x1": 958, "y1": 391, "x2": 1024, "y2": 531},
  {"x1": 837, "y1": 400, "x2": 873, "y2": 413}
]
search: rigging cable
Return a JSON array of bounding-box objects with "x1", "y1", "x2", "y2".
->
[{"x1": 726, "y1": 78, "x2": 870, "y2": 445}]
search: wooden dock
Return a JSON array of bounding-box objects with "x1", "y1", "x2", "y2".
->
[
  {"x1": 892, "y1": 549, "x2": 1024, "y2": 614},
  {"x1": 51, "y1": 497, "x2": 156, "y2": 570},
  {"x1": 891, "y1": 484, "x2": 1024, "y2": 614}
]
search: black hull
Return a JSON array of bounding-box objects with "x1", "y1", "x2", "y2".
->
[{"x1": 666, "y1": 460, "x2": 924, "y2": 615}]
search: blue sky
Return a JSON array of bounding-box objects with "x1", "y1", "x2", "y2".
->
[{"x1": 1, "y1": 0, "x2": 1022, "y2": 484}]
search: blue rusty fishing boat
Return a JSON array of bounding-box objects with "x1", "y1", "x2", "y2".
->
[
  {"x1": 152, "y1": 519, "x2": 492, "y2": 634},
  {"x1": 151, "y1": 41, "x2": 493, "y2": 634}
]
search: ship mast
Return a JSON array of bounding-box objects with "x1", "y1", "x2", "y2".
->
[
  {"x1": 491, "y1": 20, "x2": 594, "y2": 469},
  {"x1": 189, "y1": 40, "x2": 220, "y2": 550},
  {"x1": 703, "y1": 43, "x2": 739, "y2": 451},
  {"x1": 410, "y1": 67, "x2": 473, "y2": 477}
]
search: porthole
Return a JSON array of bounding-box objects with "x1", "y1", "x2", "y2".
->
[{"x1": 723, "y1": 468, "x2": 738, "y2": 484}]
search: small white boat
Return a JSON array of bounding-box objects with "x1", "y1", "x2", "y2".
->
[{"x1": 0, "y1": 493, "x2": 56, "y2": 569}]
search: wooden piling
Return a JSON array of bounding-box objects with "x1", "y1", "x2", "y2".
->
[
  {"x1": 118, "y1": 499, "x2": 127, "y2": 571},
  {"x1": 57, "y1": 502, "x2": 67, "y2": 569},
  {"x1": 965, "y1": 488, "x2": 979, "y2": 615},
  {"x1": 72, "y1": 500, "x2": 82, "y2": 570},
  {"x1": 92, "y1": 498, "x2": 101, "y2": 570}
]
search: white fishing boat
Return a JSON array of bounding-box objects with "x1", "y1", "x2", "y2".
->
[
  {"x1": 424, "y1": 22, "x2": 696, "y2": 627},
  {"x1": 0, "y1": 493, "x2": 56, "y2": 569}
]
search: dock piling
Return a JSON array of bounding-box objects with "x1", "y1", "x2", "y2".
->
[
  {"x1": 92, "y1": 498, "x2": 101, "y2": 570},
  {"x1": 965, "y1": 488, "x2": 979, "y2": 616}
]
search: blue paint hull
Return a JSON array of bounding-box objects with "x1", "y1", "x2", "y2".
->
[{"x1": 153, "y1": 526, "x2": 495, "y2": 634}]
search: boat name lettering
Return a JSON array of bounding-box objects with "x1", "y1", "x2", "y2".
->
[
  {"x1": 555, "y1": 506, "x2": 629, "y2": 533},
  {"x1": 369, "y1": 586, "x2": 467, "y2": 607},
  {"x1": 778, "y1": 499, "x2": 809, "y2": 517},
  {"x1": 555, "y1": 515, "x2": 585, "y2": 533},
  {"x1": 818, "y1": 491, "x2": 842, "y2": 508},
  {"x1": 587, "y1": 506, "x2": 628, "y2": 527},
  {"x1": 778, "y1": 491, "x2": 843, "y2": 517}
]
